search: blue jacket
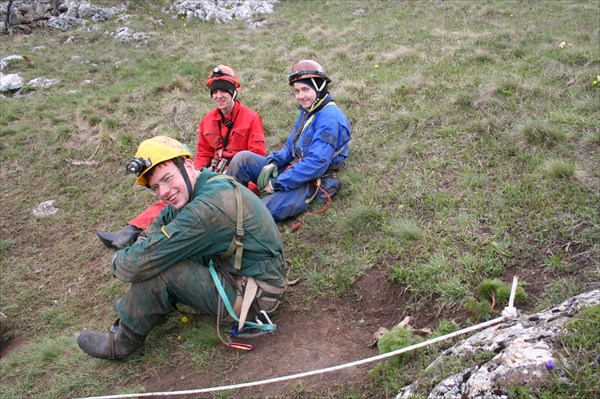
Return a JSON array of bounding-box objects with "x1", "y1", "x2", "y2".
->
[{"x1": 266, "y1": 94, "x2": 351, "y2": 191}]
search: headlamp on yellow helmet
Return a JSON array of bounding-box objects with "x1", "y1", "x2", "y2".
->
[{"x1": 126, "y1": 136, "x2": 192, "y2": 186}]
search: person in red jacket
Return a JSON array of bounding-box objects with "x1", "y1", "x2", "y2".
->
[
  {"x1": 194, "y1": 65, "x2": 267, "y2": 171},
  {"x1": 97, "y1": 65, "x2": 267, "y2": 249}
]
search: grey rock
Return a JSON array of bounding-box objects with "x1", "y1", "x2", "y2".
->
[
  {"x1": 108, "y1": 26, "x2": 151, "y2": 44},
  {"x1": 27, "y1": 77, "x2": 61, "y2": 88},
  {"x1": 0, "y1": 72, "x2": 24, "y2": 91},
  {"x1": 395, "y1": 290, "x2": 600, "y2": 399},
  {"x1": 47, "y1": 15, "x2": 84, "y2": 31},
  {"x1": 33, "y1": 200, "x2": 59, "y2": 217},
  {"x1": 3, "y1": 0, "x2": 276, "y2": 35},
  {"x1": 165, "y1": 0, "x2": 278, "y2": 23},
  {"x1": 0, "y1": 55, "x2": 24, "y2": 71}
]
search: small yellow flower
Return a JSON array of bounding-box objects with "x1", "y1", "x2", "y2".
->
[
  {"x1": 180, "y1": 315, "x2": 189, "y2": 324},
  {"x1": 374, "y1": 64, "x2": 379, "y2": 68}
]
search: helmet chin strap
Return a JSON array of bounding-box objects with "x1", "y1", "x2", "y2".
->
[
  {"x1": 307, "y1": 77, "x2": 328, "y2": 112},
  {"x1": 311, "y1": 77, "x2": 327, "y2": 94},
  {"x1": 175, "y1": 157, "x2": 193, "y2": 204}
]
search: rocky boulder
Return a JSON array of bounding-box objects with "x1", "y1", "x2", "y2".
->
[
  {"x1": 0, "y1": 0, "x2": 125, "y2": 34},
  {"x1": 164, "y1": 0, "x2": 278, "y2": 23},
  {"x1": 1, "y1": 0, "x2": 278, "y2": 35},
  {"x1": 395, "y1": 289, "x2": 599, "y2": 399}
]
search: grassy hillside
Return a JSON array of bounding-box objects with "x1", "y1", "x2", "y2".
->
[{"x1": 1, "y1": 1, "x2": 598, "y2": 398}]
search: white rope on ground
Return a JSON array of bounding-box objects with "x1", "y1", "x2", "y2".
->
[{"x1": 75, "y1": 277, "x2": 519, "y2": 399}]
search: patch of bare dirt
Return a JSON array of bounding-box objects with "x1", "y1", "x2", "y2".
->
[
  {"x1": 136, "y1": 267, "x2": 416, "y2": 398},
  {"x1": 128, "y1": 256, "x2": 583, "y2": 399},
  {"x1": 0, "y1": 327, "x2": 25, "y2": 359}
]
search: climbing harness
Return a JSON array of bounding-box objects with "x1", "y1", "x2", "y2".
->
[
  {"x1": 206, "y1": 175, "x2": 282, "y2": 350},
  {"x1": 210, "y1": 149, "x2": 229, "y2": 173},
  {"x1": 210, "y1": 261, "x2": 277, "y2": 351},
  {"x1": 209, "y1": 262, "x2": 277, "y2": 333}
]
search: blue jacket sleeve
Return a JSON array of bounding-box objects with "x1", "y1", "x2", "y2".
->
[{"x1": 266, "y1": 141, "x2": 293, "y2": 168}]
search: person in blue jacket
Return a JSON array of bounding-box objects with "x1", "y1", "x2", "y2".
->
[{"x1": 227, "y1": 59, "x2": 351, "y2": 222}]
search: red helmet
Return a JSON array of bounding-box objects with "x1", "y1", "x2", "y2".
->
[
  {"x1": 288, "y1": 60, "x2": 331, "y2": 86},
  {"x1": 206, "y1": 65, "x2": 240, "y2": 90}
]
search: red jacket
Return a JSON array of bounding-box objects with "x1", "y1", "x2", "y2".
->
[{"x1": 194, "y1": 101, "x2": 267, "y2": 169}]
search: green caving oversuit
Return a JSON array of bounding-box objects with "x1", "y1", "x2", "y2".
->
[{"x1": 110, "y1": 169, "x2": 286, "y2": 336}]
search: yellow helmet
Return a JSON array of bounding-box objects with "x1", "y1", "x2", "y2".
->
[{"x1": 126, "y1": 136, "x2": 192, "y2": 186}]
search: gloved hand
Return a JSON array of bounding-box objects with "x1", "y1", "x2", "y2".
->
[
  {"x1": 260, "y1": 178, "x2": 276, "y2": 196},
  {"x1": 257, "y1": 163, "x2": 278, "y2": 191}
]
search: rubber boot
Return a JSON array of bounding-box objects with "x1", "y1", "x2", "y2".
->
[
  {"x1": 77, "y1": 320, "x2": 146, "y2": 361},
  {"x1": 97, "y1": 225, "x2": 142, "y2": 249}
]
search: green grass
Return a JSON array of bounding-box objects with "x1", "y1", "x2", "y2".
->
[{"x1": 1, "y1": 0, "x2": 599, "y2": 397}]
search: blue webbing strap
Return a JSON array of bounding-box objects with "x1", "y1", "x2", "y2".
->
[{"x1": 208, "y1": 260, "x2": 276, "y2": 332}]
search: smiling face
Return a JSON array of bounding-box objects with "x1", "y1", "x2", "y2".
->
[
  {"x1": 293, "y1": 82, "x2": 317, "y2": 110},
  {"x1": 147, "y1": 159, "x2": 196, "y2": 209},
  {"x1": 211, "y1": 89, "x2": 235, "y2": 116}
]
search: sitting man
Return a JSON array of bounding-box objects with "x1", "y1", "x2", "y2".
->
[
  {"x1": 78, "y1": 136, "x2": 286, "y2": 361},
  {"x1": 227, "y1": 60, "x2": 351, "y2": 222},
  {"x1": 97, "y1": 64, "x2": 266, "y2": 249}
]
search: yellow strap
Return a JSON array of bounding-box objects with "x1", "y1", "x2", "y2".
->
[
  {"x1": 305, "y1": 178, "x2": 321, "y2": 204},
  {"x1": 299, "y1": 102, "x2": 335, "y2": 136}
]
